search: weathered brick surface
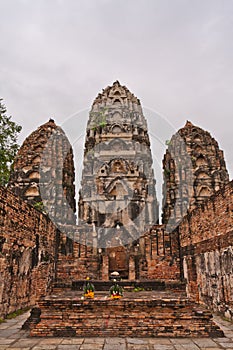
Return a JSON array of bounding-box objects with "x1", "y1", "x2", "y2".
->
[
  {"x1": 30, "y1": 292, "x2": 223, "y2": 338},
  {"x1": 179, "y1": 181, "x2": 233, "y2": 320},
  {"x1": 79, "y1": 80, "x2": 159, "y2": 233},
  {"x1": 0, "y1": 185, "x2": 181, "y2": 322},
  {"x1": 162, "y1": 121, "x2": 229, "y2": 228},
  {"x1": 8, "y1": 118, "x2": 76, "y2": 226},
  {"x1": 55, "y1": 225, "x2": 181, "y2": 282},
  {"x1": 140, "y1": 227, "x2": 180, "y2": 280},
  {"x1": 0, "y1": 186, "x2": 58, "y2": 318},
  {"x1": 1, "y1": 97, "x2": 232, "y2": 330}
]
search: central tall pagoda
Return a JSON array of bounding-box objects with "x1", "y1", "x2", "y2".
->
[{"x1": 78, "y1": 81, "x2": 159, "y2": 246}]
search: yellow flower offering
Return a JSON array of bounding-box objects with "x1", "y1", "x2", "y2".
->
[
  {"x1": 110, "y1": 294, "x2": 122, "y2": 299},
  {"x1": 83, "y1": 280, "x2": 95, "y2": 299},
  {"x1": 84, "y1": 291, "x2": 94, "y2": 299}
]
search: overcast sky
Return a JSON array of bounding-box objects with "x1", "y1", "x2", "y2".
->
[{"x1": 1, "y1": 0, "x2": 232, "y2": 186}]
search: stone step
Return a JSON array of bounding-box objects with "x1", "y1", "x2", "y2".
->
[
  {"x1": 71, "y1": 279, "x2": 186, "y2": 292},
  {"x1": 29, "y1": 291, "x2": 224, "y2": 338}
]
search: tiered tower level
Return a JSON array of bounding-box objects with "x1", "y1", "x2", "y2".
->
[
  {"x1": 162, "y1": 120, "x2": 229, "y2": 228},
  {"x1": 78, "y1": 81, "x2": 159, "y2": 246},
  {"x1": 8, "y1": 119, "x2": 76, "y2": 225}
]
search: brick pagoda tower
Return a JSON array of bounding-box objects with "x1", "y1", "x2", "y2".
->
[
  {"x1": 8, "y1": 119, "x2": 76, "y2": 225},
  {"x1": 162, "y1": 121, "x2": 229, "y2": 229},
  {"x1": 78, "y1": 81, "x2": 159, "y2": 246}
]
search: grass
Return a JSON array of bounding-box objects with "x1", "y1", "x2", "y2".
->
[
  {"x1": 5, "y1": 307, "x2": 30, "y2": 320},
  {"x1": 133, "y1": 287, "x2": 145, "y2": 292},
  {"x1": 221, "y1": 316, "x2": 233, "y2": 323}
]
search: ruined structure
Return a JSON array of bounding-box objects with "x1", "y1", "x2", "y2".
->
[
  {"x1": 0, "y1": 81, "x2": 232, "y2": 335},
  {"x1": 177, "y1": 180, "x2": 233, "y2": 320},
  {"x1": 79, "y1": 81, "x2": 159, "y2": 246},
  {"x1": 0, "y1": 185, "x2": 59, "y2": 318},
  {"x1": 8, "y1": 119, "x2": 76, "y2": 225},
  {"x1": 162, "y1": 120, "x2": 229, "y2": 228}
]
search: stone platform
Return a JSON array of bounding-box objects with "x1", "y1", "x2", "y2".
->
[
  {"x1": 71, "y1": 279, "x2": 186, "y2": 292},
  {"x1": 1, "y1": 310, "x2": 233, "y2": 350},
  {"x1": 30, "y1": 290, "x2": 224, "y2": 338}
]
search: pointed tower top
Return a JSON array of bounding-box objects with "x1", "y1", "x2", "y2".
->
[
  {"x1": 180, "y1": 120, "x2": 213, "y2": 138},
  {"x1": 113, "y1": 80, "x2": 121, "y2": 85},
  {"x1": 185, "y1": 120, "x2": 193, "y2": 127},
  {"x1": 92, "y1": 81, "x2": 141, "y2": 107}
]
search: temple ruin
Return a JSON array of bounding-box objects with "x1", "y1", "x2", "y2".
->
[{"x1": 0, "y1": 81, "x2": 232, "y2": 337}]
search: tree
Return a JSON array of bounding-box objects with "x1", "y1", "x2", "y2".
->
[{"x1": 0, "y1": 99, "x2": 22, "y2": 186}]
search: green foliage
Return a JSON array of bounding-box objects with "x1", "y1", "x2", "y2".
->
[
  {"x1": 91, "y1": 108, "x2": 107, "y2": 130},
  {"x1": 0, "y1": 99, "x2": 22, "y2": 186},
  {"x1": 164, "y1": 168, "x2": 171, "y2": 177},
  {"x1": 83, "y1": 281, "x2": 95, "y2": 293},
  {"x1": 133, "y1": 286, "x2": 144, "y2": 292},
  {"x1": 6, "y1": 307, "x2": 30, "y2": 320},
  {"x1": 221, "y1": 316, "x2": 232, "y2": 323},
  {"x1": 109, "y1": 282, "x2": 123, "y2": 297},
  {"x1": 191, "y1": 156, "x2": 196, "y2": 162},
  {"x1": 0, "y1": 317, "x2": 5, "y2": 323},
  {"x1": 99, "y1": 121, "x2": 107, "y2": 127},
  {"x1": 33, "y1": 201, "x2": 45, "y2": 213}
]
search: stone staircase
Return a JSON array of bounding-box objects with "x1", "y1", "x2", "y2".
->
[{"x1": 29, "y1": 285, "x2": 224, "y2": 338}]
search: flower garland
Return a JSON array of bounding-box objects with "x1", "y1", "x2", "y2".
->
[
  {"x1": 109, "y1": 281, "x2": 123, "y2": 299},
  {"x1": 83, "y1": 277, "x2": 95, "y2": 299}
]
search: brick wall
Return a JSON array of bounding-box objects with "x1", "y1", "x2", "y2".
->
[
  {"x1": 0, "y1": 186, "x2": 59, "y2": 318},
  {"x1": 178, "y1": 181, "x2": 233, "y2": 320},
  {"x1": 56, "y1": 239, "x2": 101, "y2": 282},
  {"x1": 0, "y1": 185, "x2": 181, "y2": 320},
  {"x1": 139, "y1": 227, "x2": 181, "y2": 280},
  {"x1": 5, "y1": 179, "x2": 232, "y2": 321},
  {"x1": 31, "y1": 294, "x2": 223, "y2": 337},
  {"x1": 56, "y1": 226, "x2": 181, "y2": 282}
]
